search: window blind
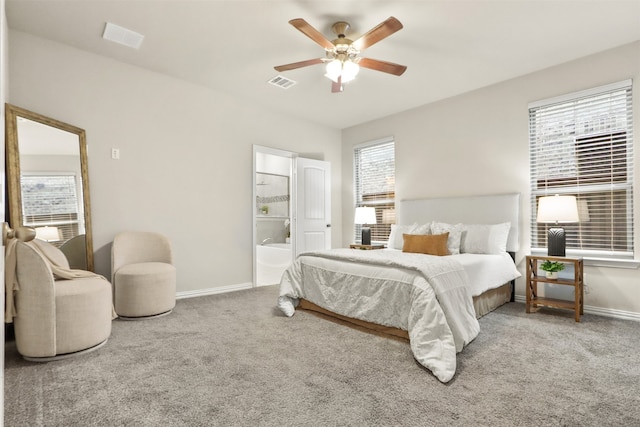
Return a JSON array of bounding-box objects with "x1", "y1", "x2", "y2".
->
[
  {"x1": 354, "y1": 138, "x2": 395, "y2": 243},
  {"x1": 21, "y1": 174, "x2": 81, "y2": 245},
  {"x1": 529, "y1": 80, "x2": 634, "y2": 258}
]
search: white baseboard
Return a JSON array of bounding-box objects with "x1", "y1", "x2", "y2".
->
[
  {"x1": 514, "y1": 295, "x2": 640, "y2": 322},
  {"x1": 176, "y1": 282, "x2": 253, "y2": 300}
]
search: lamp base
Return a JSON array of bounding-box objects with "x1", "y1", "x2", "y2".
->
[
  {"x1": 547, "y1": 227, "x2": 566, "y2": 257},
  {"x1": 361, "y1": 227, "x2": 371, "y2": 246}
]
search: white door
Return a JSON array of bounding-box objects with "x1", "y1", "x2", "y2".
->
[{"x1": 294, "y1": 157, "x2": 331, "y2": 257}]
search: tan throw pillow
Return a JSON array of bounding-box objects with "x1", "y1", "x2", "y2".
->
[{"x1": 402, "y1": 233, "x2": 450, "y2": 256}]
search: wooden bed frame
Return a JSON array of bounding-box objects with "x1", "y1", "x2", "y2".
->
[
  {"x1": 298, "y1": 193, "x2": 521, "y2": 339},
  {"x1": 299, "y1": 283, "x2": 512, "y2": 340}
]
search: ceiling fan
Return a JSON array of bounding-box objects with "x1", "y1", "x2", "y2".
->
[{"x1": 274, "y1": 17, "x2": 407, "y2": 93}]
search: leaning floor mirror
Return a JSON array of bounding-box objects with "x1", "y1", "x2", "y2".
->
[{"x1": 5, "y1": 103, "x2": 94, "y2": 271}]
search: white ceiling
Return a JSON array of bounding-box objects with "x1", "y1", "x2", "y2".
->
[{"x1": 6, "y1": 1, "x2": 640, "y2": 129}]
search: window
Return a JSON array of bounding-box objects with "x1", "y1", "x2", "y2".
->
[
  {"x1": 21, "y1": 174, "x2": 82, "y2": 246},
  {"x1": 529, "y1": 80, "x2": 634, "y2": 260},
  {"x1": 354, "y1": 137, "x2": 395, "y2": 244}
]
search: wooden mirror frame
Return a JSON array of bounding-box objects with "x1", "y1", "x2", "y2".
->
[{"x1": 5, "y1": 103, "x2": 94, "y2": 271}]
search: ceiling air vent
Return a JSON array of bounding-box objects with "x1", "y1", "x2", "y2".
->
[
  {"x1": 102, "y1": 22, "x2": 145, "y2": 49},
  {"x1": 268, "y1": 75, "x2": 297, "y2": 89}
]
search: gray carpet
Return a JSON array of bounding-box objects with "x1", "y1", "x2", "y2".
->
[{"x1": 4, "y1": 285, "x2": 640, "y2": 426}]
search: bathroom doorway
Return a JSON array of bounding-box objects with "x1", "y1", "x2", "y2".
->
[
  {"x1": 253, "y1": 145, "x2": 331, "y2": 287},
  {"x1": 253, "y1": 146, "x2": 294, "y2": 287}
]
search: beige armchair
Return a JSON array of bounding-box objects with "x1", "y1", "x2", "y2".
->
[
  {"x1": 112, "y1": 231, "x2": 176, "y2": 319},
  {"x1": 11, "y1": 240, "x2": 113, "y2": 361}
]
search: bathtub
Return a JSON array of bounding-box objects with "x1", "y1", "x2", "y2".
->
[{"x1": 256, "y1": 243, "x2": 292, "y2": 286}]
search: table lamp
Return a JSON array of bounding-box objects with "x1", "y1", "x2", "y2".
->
[
  {"x1": 35, "y1": 226, "x2": 61, "y2": 243},
  {"x1": 536, "y1": 195, "x2": 579, "y2": 256},
  {"x1": 355, "y1": 207, "x2": 377, "y2": 245}
]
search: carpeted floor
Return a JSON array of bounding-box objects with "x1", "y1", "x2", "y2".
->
[{"x1": 4, "y1": 285, "x2": 640, "y2": 426}]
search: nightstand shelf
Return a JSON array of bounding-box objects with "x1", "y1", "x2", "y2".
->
[
  {"x1": 349, "y1": 244, "x2": 385, "y2": 250},
  {"x1": 528, "y1": 296, "x2": 577, "y2": 311},
  {"x1": 526, "y1": 255, "x2": 584, "y2": 322}
]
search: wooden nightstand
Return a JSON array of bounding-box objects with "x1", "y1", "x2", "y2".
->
[
  {"x1": 526, "y1": 255, "x2": 584, "y2": 322},
  {"x1": 349, "y1": 244, "x2": 385, "y2": 250}
]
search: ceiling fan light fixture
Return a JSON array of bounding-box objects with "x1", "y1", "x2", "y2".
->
[
  {"x1": 324, "y1": 59, "x2": 359, "y2": 84},
  {"x1": 324, "y1": 59, "x2": 342, "y2": 83},
  {"x1": 276, "y1": 17, "x2": 406, "y2": 92}
]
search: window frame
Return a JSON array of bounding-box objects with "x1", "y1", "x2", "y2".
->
[
  {"x1": 353, "y1": 136, "x2": 396, "y2": 245},
  {"x1": 528, "y1": 80, "x2": 637, "y2": 268}
]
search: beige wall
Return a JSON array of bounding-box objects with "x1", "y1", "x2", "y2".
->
[
  {"x1": 342, "y1": 41, "x2": 640, "y2": 316},
  {"x1": 8, "y1": 30, "x2": 342, "y2": 293}
]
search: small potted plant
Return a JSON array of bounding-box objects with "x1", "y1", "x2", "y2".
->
[{"x1": 540, "y1": 260, "x2": 565, "y2": 279}]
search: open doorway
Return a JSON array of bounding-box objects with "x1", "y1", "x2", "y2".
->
[
  {"x1": 253, "y1": 146, "x2": 294, "y2": 287},
  {"x1": 253, "y1": 145, "x2": 332, "y2": 287}
]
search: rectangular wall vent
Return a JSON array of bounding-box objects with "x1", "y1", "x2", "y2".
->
[
  {"x1": 103, "y1": 22, "x2": 144, "y2": 49},
  {"x1": 268, "y1": 75, "x2": 297, "y2": 89}
]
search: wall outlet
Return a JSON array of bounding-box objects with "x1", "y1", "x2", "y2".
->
[{"x1": 111, "y1": 148, "x2": 120, "y2": 159}]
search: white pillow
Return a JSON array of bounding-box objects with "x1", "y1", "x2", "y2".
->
[
  {"x1": 431, "y1": 221, "x2": 464, "y2": 255},
  {"x1": 388, "y1": 223, "x2": 431, "y2": 250},
  {"x1": 460, "y1": 222, "x2": 511, "y2": 254}
]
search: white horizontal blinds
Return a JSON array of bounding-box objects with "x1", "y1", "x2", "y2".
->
[
  {"x1": 21, "y1": 174, "x2": 81, "y2": 246},
  {"x1": 529, "y1": 80, "x2": 634, "y2": 258},
  {"x1": 354, "y1": 139, "x2": 395, "y2": 243}
]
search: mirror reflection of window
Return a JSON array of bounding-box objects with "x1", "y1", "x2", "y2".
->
[{"x1": 20, "y1": 174, "x2": 82, "y2": 247}]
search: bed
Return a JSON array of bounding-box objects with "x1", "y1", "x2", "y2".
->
[{"x1": 278, "y1": 193, "x2": 521, "y2": 382}]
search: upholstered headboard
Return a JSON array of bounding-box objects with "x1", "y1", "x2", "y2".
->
[{"x1": 397, "y1": 193, "x2": 520, "y2": 253}]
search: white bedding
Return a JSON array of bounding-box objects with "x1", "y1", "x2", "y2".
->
[
  {"x1": 278, "y1": 249, "x2": 499, "y2": 383},
  {"x1": 379, "y1": 249, "x2": 521, "y2": 297},
  {"x1": 454, "y1": 252, "x2": 521, "y2": 296}
]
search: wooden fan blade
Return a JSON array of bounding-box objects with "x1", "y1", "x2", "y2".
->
[
  {"x1": 352, "y1": 16, "x2": 403, "y2": 51},
  {"x1": 358, "y1": 57, "x2": 407, "y2": 76},
  {"x1": 289, "y1": 18, "x2": 335, "y2": 50},
  {"x1": 274, "y1": 58, "x2": 323, "y2": 72},
  {"x1": 331, "y1": 76, "x2": 343, "y2": 93}
]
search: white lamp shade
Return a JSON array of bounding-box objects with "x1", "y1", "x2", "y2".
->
[
  {"x1": 35, "y1": 226, "x2": 60, "y2": 242},
  {"x1": 537, "y1": 195, "x2": 580, "y2": 223},
  {"x1": 354, "y1": 207, "x2": 377, "y2": 225}
]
